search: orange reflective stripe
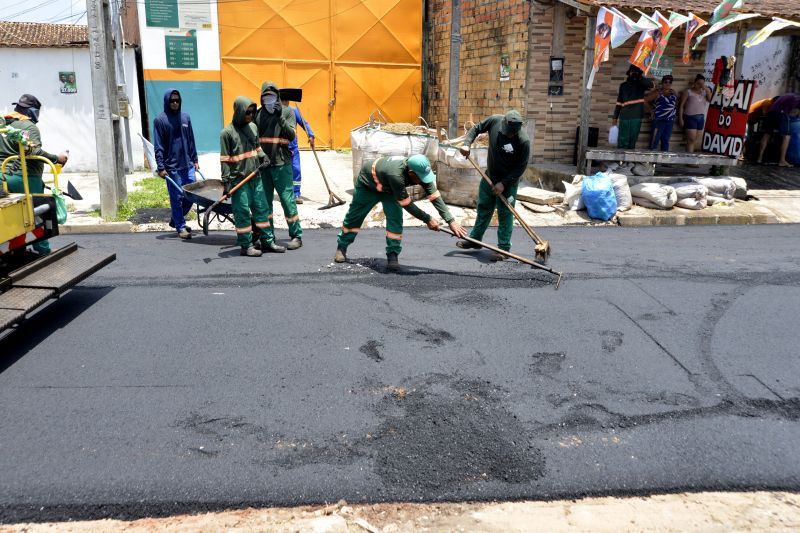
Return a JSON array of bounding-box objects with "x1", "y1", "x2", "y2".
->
[
  {"x1": 341, "y1": 226, "x2": 360, "y2": 233},
  {"x1": 399, "y1": 197, "x2": 412, "y2": 206},
  {"x1": 371, "y1": 159, "x2": 384, "y2": 192},
  {"x1": 621, "y1": 99, "x2": 645, "y2": 106},
  {"x1": 224, "y1": 150, "x2": 259, "y2": 162},
  {"x1": 220, "y1": 155, "x2": 232, "y2": 162},
  {"x1": 286, "y1": 215, "x2": 300, "y2": 223},
  {"x1": 385, "y1": 231, "x2": 403, "y2": 241},
  {"x1": 254, "y1": 221, "x2": 270, "y2": 228},
  {"x1": 427, "y1": 191, "x2": 441, "y2": 201},
  {"x1": 259, "y1": 137, "x2": 290, "y2": 145},
  {"x1": 268, "y1": 214, "x2": 274, "y2": 219},
  {"x1": 236, "y1": 225, "x2": 253, "y2": 234}
]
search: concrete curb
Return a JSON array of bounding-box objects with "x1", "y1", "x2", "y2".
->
[{"x1": 60, "y1": 221, "x2": 133, "y2": 234}]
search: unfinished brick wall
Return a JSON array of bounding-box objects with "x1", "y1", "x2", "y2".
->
[
  {"x1": 426, "y1": 0, "x2": 530, "y2": 138},
  {"x1": 426, "y1": 2, "x2": 708, "y2": 162}
]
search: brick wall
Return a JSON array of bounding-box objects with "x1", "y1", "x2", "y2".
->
[
  {"x1": 426, "y1": 0, "x2": 530, "y2": 137},
  {"x1": 426, "y1": 3, "x2": 708, "y2": 162}
]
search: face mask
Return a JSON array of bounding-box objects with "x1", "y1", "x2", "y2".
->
[
  {"x1": 262, "y1": 93, "x2": 277, "y2": 112},
  {"x1": 26, "y1": 107, "x2": 40, "y2": 123}
]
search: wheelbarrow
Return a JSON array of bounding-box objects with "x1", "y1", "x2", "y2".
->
[{"x1": 162, "y1": 171, "x2": 235, "y2": 234}]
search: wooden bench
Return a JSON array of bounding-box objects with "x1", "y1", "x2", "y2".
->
[{"x1": 584, "y1": 149, "x2": 737, "y2": 175}]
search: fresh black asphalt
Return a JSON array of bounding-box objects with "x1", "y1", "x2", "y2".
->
[{"x1": 1, "y1": 225, "x2": 799, "y2": 522}]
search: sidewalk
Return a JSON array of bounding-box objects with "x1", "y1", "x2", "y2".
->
[
  {"x1": 8, "y1": 491, "x2": 800, "y2": 532},
  {"x1": 57, "y1": 151, "x2": 800, "y2": 235}
]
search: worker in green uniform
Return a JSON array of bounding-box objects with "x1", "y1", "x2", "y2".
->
[
  {"x1": 458, "y1": 110, "x2": 530, "y2": 261},
  {"x1": 220, "y1": 96, "x2": 271, "y2": 257},
  {"x1": 254, "y1": 81, "x2": 300, "y2": 252},
  {"x1": 1, "y1": 94, "x2": 68, "y2": 256},
  {"x1": 612, "y1": 65, "x2": 654, "y2": 149},
  {"x1": 334, "y1": 154, "x2": 467, "y2": 271}
]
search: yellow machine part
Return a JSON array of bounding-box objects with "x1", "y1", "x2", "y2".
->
[
  {"x1": 218, "y1": 0, "x2": 422, "y2": 149},
  {"x1": 0, "y1": 195, "x2": 33, "y2": 244}
]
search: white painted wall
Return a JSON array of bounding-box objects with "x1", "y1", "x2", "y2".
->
[
  {"x1": 0, "y1": 47, "x2": 144, "y2": 172},
  {"x1": 705, "y1": 31, "x2": 792, "y2": 102}
]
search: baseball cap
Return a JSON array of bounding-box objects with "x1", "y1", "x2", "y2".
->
[
  {"x1": 13, "y1": 94, "x2": 42, "y2": 109},
  {"x1": 501, "y1": 110, "x2": 523, "y2": 135},
  {"x1": 407, "y1": 154, "x2": 436, "y2": 184}
]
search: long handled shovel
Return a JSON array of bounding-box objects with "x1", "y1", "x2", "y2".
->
[
  {"x1": 202, "y1": 159, "x2": 269, "y2": 236},
  {"x1": 439, "y1": 226, "x2": 562, "y2": 290},
  {"x1": 466, "y1": 155, "x2": 551, "y2": 263},
  {"x1": 310, "y1": 144, "x2": 346, "y2": 210}
]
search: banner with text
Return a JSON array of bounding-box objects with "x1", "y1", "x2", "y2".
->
[{"x1": 702, "y1": 79, "x2": 756, "y2": 158}]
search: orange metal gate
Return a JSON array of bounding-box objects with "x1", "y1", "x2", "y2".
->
[{"x1": 218, "y1": 0, "x2": 422, "y2": 149}]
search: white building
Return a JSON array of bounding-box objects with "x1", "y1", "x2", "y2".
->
[{"x1": 0, "y1": 21, "x2": 144, "y2": 172}]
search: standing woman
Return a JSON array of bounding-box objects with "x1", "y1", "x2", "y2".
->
[{"x1": 678, "y1": 74, "x2": 712, "y2": 153}]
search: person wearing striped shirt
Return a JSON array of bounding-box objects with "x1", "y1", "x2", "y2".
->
[
  {"x1": 255, "y1": 81, "x2": 300, "y2": 252},
  {"x1": 334, "y1": 155, "x2": 466, "y2": 271},
  {"x1": 219, "y1": 96, "x2": 271, "y2": 257},
  {"x1": 646, "y1": 75, "x2": 678, "y2": 151},
  {"x1": 612, "y1": 66, "x2": 654, "y2": 149}
]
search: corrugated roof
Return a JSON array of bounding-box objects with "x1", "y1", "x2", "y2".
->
[
  {"x1": 0, "y1": 22, "x2": 88, "y2": 48},
  {"x1": 586, "y1": 0, "x2": 800, "y2": 18}
]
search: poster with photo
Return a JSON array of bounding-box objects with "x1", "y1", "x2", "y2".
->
[
  {"x1": 59, "y1": 71, "x2": 77, "y2": 94},
  {"x1": 500, "y1": 53, "x2": 510, "y2": 81}
]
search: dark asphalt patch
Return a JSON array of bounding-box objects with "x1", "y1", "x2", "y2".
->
[
  {"x1": 371, "y1": 374, "x2": 545, "y2": 495},
  {"x1": 129, "y1": 208, "x2": 171, "y2": 225},
  {"x1": 600, "y1": 330, "x2": 624, "y2": 353},
  {"x1": 360, "y1": 340, "x2": 384, "y2": 362},
  {"x1": 529, "y1": 352, "x2": 566, "y2": 376}
]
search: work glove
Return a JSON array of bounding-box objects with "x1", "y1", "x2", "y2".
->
[
  {"x1": 223, "y1": 181, "x2": 231, "y2": 196},
  {"x1": 459, "y1": 145, "x2": 471, "y2": 157},
  {"x1": 259, "y1": 153, "x2": 270, "y2": 167}
]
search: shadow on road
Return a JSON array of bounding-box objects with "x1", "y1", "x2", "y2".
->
[{"x1": 0, "y1": 287, "x2": 113, "y2": 374}]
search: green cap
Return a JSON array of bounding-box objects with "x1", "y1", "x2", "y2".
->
[{"x1": 407, "y1": 154, "x2": 436, "y2": 184}]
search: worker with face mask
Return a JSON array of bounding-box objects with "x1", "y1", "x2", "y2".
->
[{"x1": 254, "y1": 81, "x2": 300, "y2": 252}]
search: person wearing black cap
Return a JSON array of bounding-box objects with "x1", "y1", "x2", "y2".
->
[
  {"x1": 612, "y1": 66, "x2": 654, "y2": 149},
  {"x1": 458, "y1": 110, "x2": 530, "y2": 260},
  {"x1": 0, "y1": 94, "x2": 68, "y2": 255}
]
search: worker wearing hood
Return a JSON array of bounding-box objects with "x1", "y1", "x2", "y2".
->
[
  {"x1": 220, "y1": 96, "x2": 271, "y2": 257},
  {"x1": 254, "y1": 81, "x2": 301, "y2": 252},
  {"x1": 153, "y1": 89, "x2": 199, "y2": 239}
]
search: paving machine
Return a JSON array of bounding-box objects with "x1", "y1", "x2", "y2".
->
[{"x1": 0, "y1": 127, "x2": 115, "y2": 337}]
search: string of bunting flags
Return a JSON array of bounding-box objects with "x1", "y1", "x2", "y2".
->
[{"x1": 587, "y1": 0, "x2": 799, "y2": 89}]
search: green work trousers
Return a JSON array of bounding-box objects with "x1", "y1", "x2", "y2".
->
[
  {"x1": 259, "y1": 164, "x2": 302, "y2": 243},
  {"x1": 617, "y1": 118, "x2": 642, "y2": 149},
  {"x1": 470, "y1": 179, "x2": 518, "y2": 252},
  {"x1": 230, "y1": 175, "x2": 271, "y2": 249},
  {"x1": 6, "y1": 173, "x2": 50, "y2": 255},
  {"x1": 337, "y1": 181, "x2": 404, "y2": 256}
]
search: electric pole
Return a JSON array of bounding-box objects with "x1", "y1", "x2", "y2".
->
[{"x1": 86, "y1": 0, "x2": 127, "y2": 217}]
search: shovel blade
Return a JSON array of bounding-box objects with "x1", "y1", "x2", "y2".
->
[{"x1": 66, "y1": 181, "x2": 83, "y2": 200}]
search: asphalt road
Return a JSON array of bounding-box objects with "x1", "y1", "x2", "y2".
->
[{"x1": 1, "y1": 225, "x2": 799, "y2": 523}]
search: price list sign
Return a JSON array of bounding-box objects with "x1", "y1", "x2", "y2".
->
[
  {"x1": 165, "y1": 31, "x2": 198, "y2": 69},
  {"x1": 145, "y1": 0, "x2": 179, "y2": 28}
]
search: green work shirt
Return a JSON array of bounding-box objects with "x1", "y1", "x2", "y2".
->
[
  {"x1": 0, "y1": 112, "x2": 58, "y2": 177},
  {"x1": 463, "y1": 115, "x2": 530, "y2": 189},
  {"x1": 357, "y1": 156, "x2": 455, "y2": 223}
]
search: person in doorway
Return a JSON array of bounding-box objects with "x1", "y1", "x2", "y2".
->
[
  {"x1": 219, "y1": 96, "x2": 272, "y2": 257},
  {"x1": 281, "y1": 98, "x2": 315, "y2": 204},
  {"x1": 677, "y1": 74, "x2": 711, "y2": 153},
  {"x1": 153, "y1": 89, "x2": 199, "y2": 239},
  {"x1": 612, "y1": 66, "x2": 654, "y2": 150},
  {"x1": 255, "y1": 81, "x2": 300, "y2": 252},
  {"x1": 646, "y1": 75, "x2": 678, "y2": 151},
  {"x1": 334, "y1": 154, "x2": 465, "y2": 270},
  {"x1": 1, "y1": 94, "x2": 68, "y2": 256},
  {"x1": 457, "y1": 110, "x2": 530, "y2": 260},
  {"x1": 757, "y1": 93, "x2": 800, "y2": 167}
]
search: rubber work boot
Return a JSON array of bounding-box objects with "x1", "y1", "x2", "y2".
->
[
  {"x1": 295, "y1": 197, "x2": 304, "y2": 204},
  {"x1": 489, "y1": 251, "x2": 507, "y2": 262},
  {"x1": 334, "y1": 247, "x2": 347, "y2": 263},
  {"x1": 263, "y1": 241, "x2": 286, "y2": 253},
  {"x1": 241, "y1": 246, "x2": 262, "y2": 257},
  {"x1": 178, "y1": 227, "x2": 191, "y2": 240},
  {"x1": 287, "y1": 237, "x2": 303, "y2": 250},
  {"x1": 387, "y1": 252, "x2": 400, "y2": 271},
  {"x1": 456, "y1": 239, "x2": 480, "y2": 249}
]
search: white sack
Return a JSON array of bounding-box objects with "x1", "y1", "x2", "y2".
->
[
  {"x1": 672, "y1": 183, "x2": 708, "y2": 201},
  {"x1": 676, "y1": 197, "x2": 708, "y2": 209},
  {"x1": 608, "y1": 173, "x2": 632, "y2": 211},
  {"x1": 630, "y1": 183, "x2": 677, "y2": 209},
  {"x1": 631, "y1": 162, "x2": 655, "y2": 176},
  {"x1": 696, "y1": 177, "x2": 736, "y2": 199},
  {"x1": 351, "y1": 125, "x2": 438, "y2": 180},
  {"x1": 563, "y1": 176, "x2": 584, "y2": 210}
]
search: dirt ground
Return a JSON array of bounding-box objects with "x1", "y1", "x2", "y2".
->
[{"x1": 5, "y1": 492, "x2": 800, "y2": 532}]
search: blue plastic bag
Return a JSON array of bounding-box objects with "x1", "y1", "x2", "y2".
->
[
  {"x1": 582, "y1": 172, "x2": 618, "y2": 221},
  {"x1": 787, "y1": 117, "x2": 800, "y2": 165}
]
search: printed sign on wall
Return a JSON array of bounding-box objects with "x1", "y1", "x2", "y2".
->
[
  {"x1": 702, "y1": 79, "x2": 756, "y2": 157},
  {"x1": 59, "y1": 71, "x2": 77, "y2": 94}
]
